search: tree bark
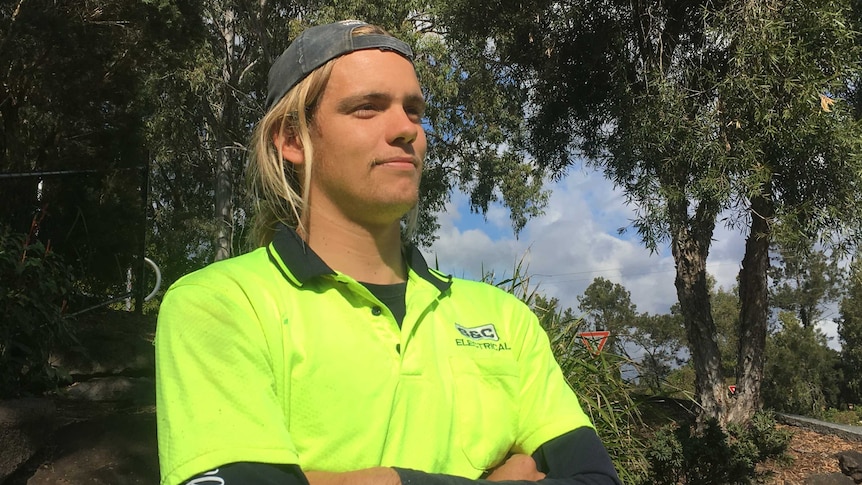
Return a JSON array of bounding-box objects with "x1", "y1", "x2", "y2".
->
[
  {"x1": 669, "y1": 200, "x2": 727, "y2": 427},
  {"x1": 213, "y1": 6, "x2": 237, "y2": 262},
  {"x1": 728, "y1": 193, "x2": 774, "y2": 423}
]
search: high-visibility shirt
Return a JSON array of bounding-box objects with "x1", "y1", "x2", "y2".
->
[{"x1": 155, "y1": 225, "x2": 593, "y2": 485}]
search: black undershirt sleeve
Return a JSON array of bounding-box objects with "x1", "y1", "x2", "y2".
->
[
  {"x1": 396, "y1": 427, "x2": 621, "y2": 485},
  {"x1": 180, "y1": 462, "x2": 308, "y2": 485},
  {"x1": 185, "y1": 427, "x2": 621, "y2": 485}
]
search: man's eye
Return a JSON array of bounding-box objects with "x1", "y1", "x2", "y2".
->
[
  {"x1": 405, "y1": 106, "x2": 425, "y2": 121},
  {"x1": 354, "y1": 104, "x2": 377, "y2": 114}
]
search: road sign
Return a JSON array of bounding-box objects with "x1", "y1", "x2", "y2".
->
[
  {"x1": 577, "y1": 331, "x2": 610, "y2": 355},
  {"x1": 728, "y1": 385, "x2": 737, "y2": 395}
]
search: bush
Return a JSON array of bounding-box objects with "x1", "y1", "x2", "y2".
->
[
  {"x1": 0, "y1": 225, "x2": 78, "y2": 397},
  {"x1": 643, "y1": 411, "x2": 791, "y2": 484},
  {"x1": 733, "y1": 410, "x2": 793, "y2": 463},
  {"x1": 820, "y1": 407, "x2": 862, "y2": 426},
  {"x1": 645, "y1": 425, "x2": 684, "y2": 485}
]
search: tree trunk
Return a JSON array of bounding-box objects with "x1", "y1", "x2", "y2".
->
[
  {"x1": 213, "y1": 7, "x2": 236, "y2": 262},
  {"x1": 728, "y1": 194, "x2": 774, "y2": 424},
  {"x1": 215, "y1": 147, "x2": 233, "y2": 261},
  {"x1": 669, "y1": 206, "x2": 727, "y2": 426}
]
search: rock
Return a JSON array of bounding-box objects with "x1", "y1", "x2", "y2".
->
[
  {"x1": 804, "y1": 473, "x2": 856, "y2": 484},
  {"x1": 52, "y1": 309, "x2": 155, "y2": 378},
  {"x1": 0, "y1": 399, "x2": 58, "y2": 483},
  {"x1": 61, "y1": 377, "x2": 155, "y2": 404},
  {"x1": 838, "y1": 450, "x2": 862, "y2": 484}
]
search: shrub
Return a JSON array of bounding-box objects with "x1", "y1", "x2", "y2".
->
[
  {"x1": 734, "y1": 410, "x2": 793, "y2": 462},
  {"x1": 643, "y1": 411, "x2": 791, "y2": 484},
  {"x1": 0, "y1": 225, "x2": 78, "y2": 397},
  {"x1": 820, "y1": 407, "x2": 862, "y2": 426},
  {"x1": 645, "y1": 425, "x2": 684, "y2": 485}
]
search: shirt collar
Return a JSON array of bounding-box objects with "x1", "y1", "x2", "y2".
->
[{"x1": 266, "y1": 223, "x2": 451, "y2": 294}]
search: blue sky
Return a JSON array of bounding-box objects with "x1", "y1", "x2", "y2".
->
[{"x1": 427, "y1": 167, "x2": 843, "y2": 350}]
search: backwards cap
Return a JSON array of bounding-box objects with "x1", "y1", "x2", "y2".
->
[{"x1": 265, "y1": 20, "x2": 414, "y2": 110}]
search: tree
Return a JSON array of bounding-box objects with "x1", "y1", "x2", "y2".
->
[
  {"x1": 435, "y1": 0, "x2": 862, "y2": 425},
  {"x1": 762, "y1": 312, "x2": 842, "y2": 414},
  {"x1": 577, "y1": 277, "x2": 638, "y2": 356},
  {"x1": 769, "y1": 243, "x2": 845, "y2": 328},
  {"x1": 1, "y1": 0, "x2": 195, "y2": 300},
  {"x1": 838, "y1": 254, "x2": 862, "y2": 404},
  {"x1": 630, "y1": 311, "x2": 686, "y2": 394}
]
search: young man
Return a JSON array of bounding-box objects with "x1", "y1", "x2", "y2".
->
[{"x1": 156, "y1": 20, "x2": 622, "y2": 485}]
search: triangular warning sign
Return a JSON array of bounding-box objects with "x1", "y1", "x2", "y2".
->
[
  {"x1": 728, "y1": 385, "x2": 737, "y2": 395},
  {"x1": 577, "y1": 331, "x2": 610, "y2": 355}
]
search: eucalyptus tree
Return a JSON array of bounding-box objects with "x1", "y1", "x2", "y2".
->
[{"x1": 435, "y1": 0, "x2": 862, "y2": 425}]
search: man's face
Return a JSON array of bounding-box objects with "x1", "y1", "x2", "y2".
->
[{"x1": 306, "y1": 49, "x2": 427, "y2": 227}]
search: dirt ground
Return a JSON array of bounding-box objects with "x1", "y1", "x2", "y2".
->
[
  {"x1": 5, "y1": 403, "x2": 157, "y2": 485},
  {"x1": 759, "y1": 424, "x2": 859, "y2": 484}
]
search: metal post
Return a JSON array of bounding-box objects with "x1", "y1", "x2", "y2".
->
[{"x1": 135, "y1": 157, "x2": 150, "y2": 314}]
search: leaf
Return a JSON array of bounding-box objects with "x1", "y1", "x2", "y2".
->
[{"x1": 819, "y1": 93, "x2": 835, "y2": 112}]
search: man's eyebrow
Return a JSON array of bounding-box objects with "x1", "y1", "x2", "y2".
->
[{"x1": 404, "y1": 93, "x2": 427, "y2": 110}]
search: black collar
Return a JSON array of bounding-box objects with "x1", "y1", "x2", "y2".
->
[{"x1": 267, "y1": 224, "x2": 451, "y2": 294}]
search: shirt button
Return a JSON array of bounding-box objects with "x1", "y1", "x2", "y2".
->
[{"x1": 371, "y1": 306, "x2": 383, "y2": 316}]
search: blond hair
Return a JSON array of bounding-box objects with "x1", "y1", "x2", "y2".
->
[{"x1": 248, "y1": 24, "x2": 419, "y2": 247}]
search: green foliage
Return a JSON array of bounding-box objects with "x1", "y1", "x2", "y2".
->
[
  {"x1": 0, "y1": 226, "x2": 77, "y2": 397},
  {"x1": 577, "y1": 277, "x2": 638, "y2": 356},
  {"x1": 644, "y1": 425, "x2": 685, "y2": 485},
  {"x1": 629, "y1": 311, "x2": 686, "y2": 394},
  {"x1": 1, "y1": 0, "x2": 194, "y2": 299},
  {"x1": 737, "y1": 411, "x2": 794, "y2": 463},
  {"x1": 664, "y1": 364, "x2": 697, "y2": 399},
  {"x1": 839, "y1": 254, "x2": 862, "y2": 405},
  {"x1": 763, "y1": 313, "x2": 843, "y2": 414},
  {"x1": 820, "y1": 407, "x2": 862, "y2": 426},
  {"x1": 711, "y1": 285, "x2": 741, "y2": 379},
  {"x1": 643, "y1": 412, "x2": 791, "y2": 485},
  {"x1": 769, "y1": 243, "x2": 846, "y2": 329}
]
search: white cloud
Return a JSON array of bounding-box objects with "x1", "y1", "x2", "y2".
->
[
  {"x1": 427, "y1": 169, "x2": 843, "y2": 349},
  {"x1": 816, "y1": 319, "x2": 842, "y2": 351},
  {"x1": 430, "y1": 171, "x2": 695, "y2": 314}
]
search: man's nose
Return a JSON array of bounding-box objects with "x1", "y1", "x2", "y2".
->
[{"x1": 388, "y1": 107, "x2": 420, "y2": 144}]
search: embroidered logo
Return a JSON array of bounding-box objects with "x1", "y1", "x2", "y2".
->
[{"x1": 455, "y1": 323, "x2": 499, "y2": 341}]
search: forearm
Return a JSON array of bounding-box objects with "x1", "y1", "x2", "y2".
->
[
  {"x1": 305, "y1": 467, "x2": 400, "y2": 485},
  {"x1": 397, "y1": 468, "x2": 617, "y2": 485}
]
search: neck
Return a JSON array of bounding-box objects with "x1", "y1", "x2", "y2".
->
[{"x1": 301, "y1": 211, "x2": 407, "y2": 284}]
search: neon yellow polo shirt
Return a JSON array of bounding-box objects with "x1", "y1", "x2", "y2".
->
[{"x1": 156, "y1": 225, "x2": 593, "y2": 485}]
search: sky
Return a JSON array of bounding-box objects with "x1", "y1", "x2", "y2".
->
[{"x1": 427, "y1": 165, "x2": 843, "y2": 351}]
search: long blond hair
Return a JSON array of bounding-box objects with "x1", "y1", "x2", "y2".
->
[{"x1": 247, "y1": 24, "x2": 419, "y2": 247}]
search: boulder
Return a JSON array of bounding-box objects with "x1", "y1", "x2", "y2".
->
[
  {"x1": 838, "y1": 450, "x2": 862, "y2": 484},
  {"x1": 804, "y1": 473, "x2": 856, "y2": 484},
  {"x1": 0, "y1": 399, "x2": 58, "y2": 482}
]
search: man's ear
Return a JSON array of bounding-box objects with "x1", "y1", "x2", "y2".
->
[{"x1": 273, "y1": 129, "x2": 305, "y2": 166}]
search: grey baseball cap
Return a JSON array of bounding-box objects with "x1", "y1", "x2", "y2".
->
[{"x1": 265, "y1": 20, "x2": 414, "y2": 111}]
